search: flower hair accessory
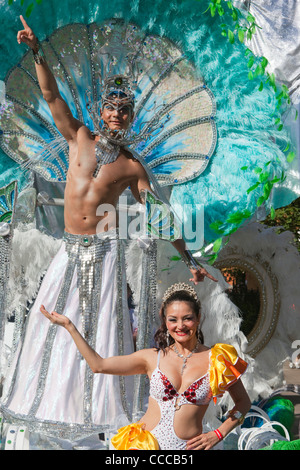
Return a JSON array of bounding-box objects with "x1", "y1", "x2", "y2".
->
[{"x1": 162, "y1": 283, "x2": 199, "y2": 303}]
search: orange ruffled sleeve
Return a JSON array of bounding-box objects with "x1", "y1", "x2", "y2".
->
[
  {"x1": 209, "y1": 343, "x2": 248, "y2": 404},
  {"x1": 111, "y1": 422, "x2": 160, "y2": 450}
]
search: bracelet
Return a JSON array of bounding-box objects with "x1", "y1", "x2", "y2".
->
[
  {"x1": 181, "y1": 249, "x2": 203, "y2": 270},
  {"x1": 226, "y1": 409, "x2": 245, "y2": 425},
  {"x1": 213, "y1": 429, "x2": 223, "y2": 441},
  {"x1": 32, "y1": 39, "x2": 45, "y2": 65}
]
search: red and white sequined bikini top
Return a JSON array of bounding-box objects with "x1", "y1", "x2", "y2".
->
[
  {"x1": 149, "y1": 350, "x2": 213, "y2": 406},
  {"x1": 149, "y1": 344, "x2": 248, "y2": 406}
]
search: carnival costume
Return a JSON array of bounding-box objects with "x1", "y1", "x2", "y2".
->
[
  {"x1": 1, "y1": 228, "x2": 137, "y2": 439},
  {"x1": 0, "y1": 16, "x2": 216, "y2": 439},
  {"x1": 112, "y1": 343, "x2": 248, "y2": 450},
  {"x1": 0, "y1": 0, "x2": 296, "y2": 446}
]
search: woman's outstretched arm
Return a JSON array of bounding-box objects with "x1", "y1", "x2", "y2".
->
[{"x1": 40, "y1": 305, "x2": 148, "y2": 376}]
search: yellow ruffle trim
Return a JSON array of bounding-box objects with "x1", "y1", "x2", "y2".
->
[
  {"x1": 209, "y1": 343, "x2": 248, "y2": 403},
  {"x1": 111, "y1": 422, "x2": 160, "y2": 450}
]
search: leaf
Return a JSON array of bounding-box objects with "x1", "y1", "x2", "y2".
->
[
  {"x1": 247, "y1": 13, "x2": 256, "y2": 23},
  {"x1": 25, "y1": 2, "x2": 34, "y2": 16},
  {"x1": 258, "y1": 81, "x2": 264, "y2": 92},
  {"x1": 241, "y1": 166, "x2": 248, "y2": 171},
  {"x1": 254, "y1": 64, "x2": 263, "y2": 77},
  {"x1": 263, "y1": 181, "x2": 272, "y2": 199},
  {"x1": 226, "y1": 209, "x2": 252, "y2": 225},
  {"x1": 207, "y1": 253, "x2": 218, "y2": 265},
  {"x1": 268, "y1": 73, "x2": 276, "y2": 88},
  {"x1": 238, "y1": 29, "x2": 245, "y2": 43},
  {"x1": 254, "y1": 167, "x2": 262, "y2": 174},
  {"x1": 212, "y1": 237, "x2": 223, "y2": 253},
  {"x1": 270, "y1": 207, "x2": 276, "y2": 220},
  {"x1": 228, "y1": 29, "x2": 235, "y2": 44},
  {"x1": 243, "y1": 210, "x2": 252, "y2": 219},
  {"x1": 247, "y1": 56, "x2": 255, "y2": 68},
  {"x1": 211, "y1": 5, "x2": 217, "y2": 16},
  {"x1": 209, "y1": 221, "x2": 225, "y2": 234},
  {"x1": 217, "y1": 5, "x2": 225, "y2": 16},
  {"x1": 246, "y1": 182, "x2": 260, "y2": 194},
  {"x1": 231, "y1": 9, "x2": 238, "y2": 21},
  {"x1": 270, "y1": 177, "x2": 280, "y2": 184},
  {"x1": 169, "y1": 256, "x2": 181, "y2": 261},
  {"x1": 287, "y1": 151, "x2": 296, "y2": 163},
  {"x1": 256, "y1": 196, "x2": 265, "y2": 207},
  {"x1": 259, "y1": 171, "x2": 270, "y2": 183}
]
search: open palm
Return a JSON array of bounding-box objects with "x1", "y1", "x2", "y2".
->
[{"x1": 40, "y1": 305, "x2": 71, "y2": 328}]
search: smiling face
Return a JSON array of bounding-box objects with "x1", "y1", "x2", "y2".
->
[
  {"x1": 100, "y1": 91, "x2": 134, "y2": 132},
  {"x1": 165, "y1": 300, "x2": 200, "y2": 346},
  {"x1": 101, "y1": 103, "x2": 133, "y2": 131}
]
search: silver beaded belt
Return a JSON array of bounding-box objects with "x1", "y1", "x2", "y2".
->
[
  {"x1": 63, "y1": 229, "x2": 118, "y2": 247},
  {"x1": 63, "y1": 232, "x2": 99, "y2": 247}
]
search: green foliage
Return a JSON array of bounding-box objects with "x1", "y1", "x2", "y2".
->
[
  {"x1": 7, "y1": 0, "x2": 42, "y2": 17},
  {"x1": 263, "y1": 197, "x2": 300, "y2": 251},
  {"x1": 201, "y1": 0, "x2": 295, "y2": 132},
  {"x1": 199, "y1": 0, "x2": 298, "y2": 263}
]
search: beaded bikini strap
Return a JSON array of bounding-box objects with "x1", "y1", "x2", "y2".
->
[{"x1": 157, "y1": 350, "x2": 161, "y2": 367}]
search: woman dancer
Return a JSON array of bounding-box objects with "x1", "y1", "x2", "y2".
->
[{"x1": 41, "y1": 283, "x2": 251, "y2": 450}]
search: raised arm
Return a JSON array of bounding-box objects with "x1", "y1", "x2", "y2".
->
[
  {"x1": 17, "y1": 15, "x2": 82, "y2": 142},
  {"x1": 40, "y1": 306, "x2": 148, "y2": 376}
]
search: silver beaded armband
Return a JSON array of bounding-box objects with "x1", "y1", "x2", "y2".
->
[
  {"x1": 32, "y1": 40, "x2": 45, "y2": 65},
  {"x1": 181, "y1": 249, "x2": 203, "y2": 270}
]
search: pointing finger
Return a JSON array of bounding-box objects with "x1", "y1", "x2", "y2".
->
[{"x1": 20, "y1": 15, "x2": 30, "y2": 30}]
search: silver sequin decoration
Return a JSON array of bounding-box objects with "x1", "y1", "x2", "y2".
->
[
  {"x1": 93, "y1": 135, "x2": 120, "y2": 178},
  {"x1": 132, "y1": 240, "x2": 157, "y2": 421},
  {"x1": 1, "y1": 231, "x2": 134, "y2": 439}
]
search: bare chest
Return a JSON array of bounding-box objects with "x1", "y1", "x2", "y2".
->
[{"x1": 67, "y1": 137, "x2": 137, "y2": 190}]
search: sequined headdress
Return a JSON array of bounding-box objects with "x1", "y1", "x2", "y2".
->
[
  {"x1": 0, "y1": 20, "x2": 217, "y2": 187},
  {"x1": 162, "y1": 283, "x2": 199, "y2": 304},
  {"x1": 85, "y1": 72, "x2": 139, "y2": 146},
  {"x1": 101, "y1": 74, "x2": 135, "y2": 110}
]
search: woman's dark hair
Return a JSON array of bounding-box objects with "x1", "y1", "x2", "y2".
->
[{"x1": 154, "y1": 290, "x2": 204, "y2": 353}]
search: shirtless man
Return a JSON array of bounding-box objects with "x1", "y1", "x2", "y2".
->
[
  {"x1": 0, "y1": 17, "x2": 217, "y2": 441},
  {"x1": 17, "y1": 15, "x2": 216, "y2": 285}
]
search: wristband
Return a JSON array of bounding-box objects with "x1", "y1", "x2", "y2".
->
[
  {"x1": 32, "y1": 39, "x2": 45, "y2": 65},
  {"x1": 213, "y1": 428, "x2": 223, "y2": 441},
  {"x1": 226, "y1": 409, "x2": 245, "y2": 425},
  {"x1": 181, "y1": 249, "x2": 203, "y2": 270}
]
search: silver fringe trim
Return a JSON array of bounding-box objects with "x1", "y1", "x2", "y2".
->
[
  {"x1": 1, "y1": 231, "x2": 132, "y2": 439},
  {"x1": 0, "y1": 234, "x2": 13, "y2": 380},
  {"x1": 132, "y1": 240, "x2": 157, "y2": 421}
]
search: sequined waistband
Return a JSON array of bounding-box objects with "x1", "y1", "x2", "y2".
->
[{"x1": 63, "y1": 229, "x2": 118, "y2": 247}]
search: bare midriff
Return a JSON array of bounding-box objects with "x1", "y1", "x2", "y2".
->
[{"x1": 140, "y1": 397, "x2": 209, "y2": 440}]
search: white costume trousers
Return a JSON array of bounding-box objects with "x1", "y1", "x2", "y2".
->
[{"x1": 1, "y1": 230, "x2": 134, "y2": 439}]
